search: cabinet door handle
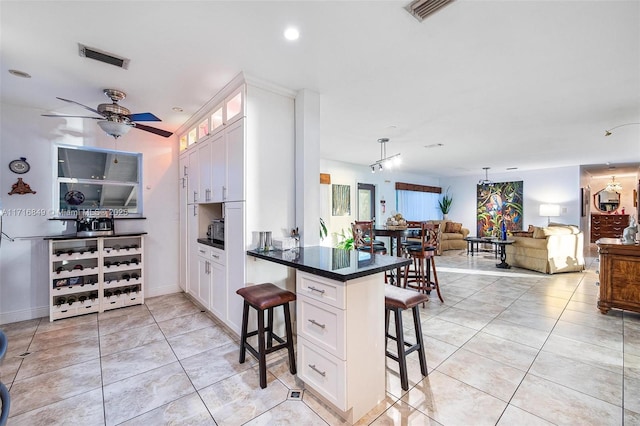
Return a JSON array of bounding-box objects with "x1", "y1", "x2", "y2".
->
[
  {"x1": 193, "y1": 205, "x2": 197, "y2": 216},
  {"x1": 181, "y1": 177, "x2": 186, "y2": 189},
  {"x1": 308, "y1": 364, "x2": 326, "y2": 377},
  {"x1": 184, "y1": 165, "x2": 188, "y2": 177},
  {"x1": 199, "y1": 249, "x2": 206, "y2": 254},
  {"x1": 193, "y1": 191, "x2": 198, "y2": 202},
  {"x1": 207, "y1": 261, "x2": 211, "y2": 274},
  {"x1": 308, "y1": 319, "x2": 326, "y2": 329},
  {"x1": 307, "y1": 286, "x2": 325, "y2": 294},
  {"x1": 205, "y1": 189, "x2": 211, "y2": 201},
  {"x1": 222, "y1": 186, "x2": 227, "y2": 200},
  {"x1": 211, "y1": 253, "x2": 219, "y2": 259}
]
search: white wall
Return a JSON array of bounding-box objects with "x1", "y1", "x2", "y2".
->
[
  {"x1": 0, "y1": 103, "x2": 179, "y2": 324},
  {"x1": 440, "y1": 166, "x2": 581, "y2": 236}
]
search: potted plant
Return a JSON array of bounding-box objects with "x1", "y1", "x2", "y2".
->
[
  {"x1": 438, "y1": 188, "x2": 453, "y2": 220},
  {"x1": 335, "y1": 228, "x2": 354, "y2": 250}
]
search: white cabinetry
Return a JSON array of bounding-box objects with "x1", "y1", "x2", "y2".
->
[
  {"x1": 198, "y1": 138, "x2": 213, "y2": 202},
  {"x1": 225, "y1": 118, "x2": 245, "y2": 202},
  {"x1": 209, "y1": 247, "x2": 226, "y2": 320},
  {"x1": 210, "y1": 130, "x2": 226, "y2": 202},
  {"x1": 224, "y1": 201, "x2": 245, "y2": 335},
  {"x1": 296, "y1": 271, "x2": 385, "y2": 422},
  {"x1": 195, "y1": 245, "x2": 212, "y2": 309},
  {"x1": 49, "y1": 235, "x2": 145, "y2": 321},
  {"x1": 187, "y1": 148, "x2": 199, "y2": 204},
  {"x1": 178, "y1": 153, "x2": 189, "y2": 291}
]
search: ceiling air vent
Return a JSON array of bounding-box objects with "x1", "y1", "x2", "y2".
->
[
  {"x1": 78, "y1": 44, "x2": 130, "y2": 69},
  {"x1": 405, "y1": 0, "x2": 454, "y2": 22}
]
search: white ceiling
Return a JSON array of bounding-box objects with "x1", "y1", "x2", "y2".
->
[{"x1": 1, "y1": 1, "x2": 639, "y2": 179}]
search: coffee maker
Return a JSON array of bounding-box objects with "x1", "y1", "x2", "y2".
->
[{"x1": 76, "y1": 210, "x2": 115, "y2": 237}]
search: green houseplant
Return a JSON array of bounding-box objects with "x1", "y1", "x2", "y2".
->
[
  {"x1": 335, "y1": 228, "x2": 354, "y2": 250},
  {"x1": 438, "y1": 188, "x2": 453, "y2": 218}
]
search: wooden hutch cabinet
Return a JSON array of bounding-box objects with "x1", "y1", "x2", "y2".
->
[
  {"x1": 596, "y1": 238, "x2": 640, "y2": 314},
  {"x1": 590, "y1": 214, "x2": 629, "y2": 243}
]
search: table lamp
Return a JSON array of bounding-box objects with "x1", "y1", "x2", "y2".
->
[{"x1": 539, "y1": 204, "x2": 561, "y2": 225}]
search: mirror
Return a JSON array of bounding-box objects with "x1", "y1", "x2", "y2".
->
[{"x1": 594, "y1": 188, "x2": 620, "y2": 212}]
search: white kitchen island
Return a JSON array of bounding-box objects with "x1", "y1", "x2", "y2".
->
[{"x1": 247, "y1": 246, "x2": 410, "y2": 423}]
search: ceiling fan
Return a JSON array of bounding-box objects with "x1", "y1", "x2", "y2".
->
[{"x1": 42, "y1": 89, "x2": 173, "y2": 139}]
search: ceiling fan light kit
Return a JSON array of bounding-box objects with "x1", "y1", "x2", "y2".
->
[{"x1": 42, "y1": 88, "x2": 172, "y2": 139}]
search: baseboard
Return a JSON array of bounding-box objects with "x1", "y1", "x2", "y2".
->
[{"x1": 0, "y1": 305, "x2": 49, "y2": 326}]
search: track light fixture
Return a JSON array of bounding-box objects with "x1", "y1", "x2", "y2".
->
[
  {"x1": 604, "y1": 122, "x2": 640, "y2": 136},
  {"x1": 478, "y1": 167, "x2": 494, "y2": 187},
  {"x1": 370, "y1": 138, "x2": 401, "y2": 173}
]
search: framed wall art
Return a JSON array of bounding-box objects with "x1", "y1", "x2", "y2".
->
[{"x1": 332, "y1": 184, "x2": 351, "y2": 216}]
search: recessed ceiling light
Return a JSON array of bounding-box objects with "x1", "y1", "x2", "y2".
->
[
  {"x1": 284, "y1": 27, "x2": 299, "y2": 41},
  {"x1": 9, "y1": 69, "x2": 31, "y2": 78},
  {"x1": 506, "y1": 167, "x2": 518, "y2": 170},
  {"x1": 172, "y1": 107, "x2": 184, "y2": 112}
]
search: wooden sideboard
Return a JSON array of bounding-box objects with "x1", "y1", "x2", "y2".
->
[
  {"x1": 590, "y1": 214, "x2": 629, "y2": 243},
  {"x1": 596, "y1": 238, "x2": 640, "y2": 314}
]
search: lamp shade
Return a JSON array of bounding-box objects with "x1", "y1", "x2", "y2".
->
[
  {"x1": 539, "y1": 204, "x2": 561, "y2": 217},
  {"x1": 97, "y1": 120, "x2": 132, "y2": 138}
]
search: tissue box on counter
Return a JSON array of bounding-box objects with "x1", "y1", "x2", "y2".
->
[{"x1": 273, "y1": 237, "x2": 297, "y2": 251}]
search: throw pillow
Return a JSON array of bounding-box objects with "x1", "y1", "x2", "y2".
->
[
  {"x1": 445, "y1": 222, "x2": 462, "y2": 233},
  {"x1": 532, "y1": 226, "x2": 546, "y2": 239}
]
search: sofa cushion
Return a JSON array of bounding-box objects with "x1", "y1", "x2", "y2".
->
[
  {"x1": 532, "y1": 227, "x2": 546, "y2": 239},
  {"x1": 443, "y1": 232, "x2": 464, "y2": 241},
  {"x1": 444, "y1": 222, "x2": 462, "y2": 233},
  {"x1": 542, "y1": 225, "x2": 580, "y2": 236}
]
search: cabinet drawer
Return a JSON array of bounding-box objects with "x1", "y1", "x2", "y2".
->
[
  {"x1": 297, "y1": 272, "x2": 345, "y2": 309},
  {"x1": 297, "y1": 295, "x2": 345, "y2": 359},
  {"x1": 297, "y1": 337, "x2": 346, "y2": 410},
  {"x1": 210, "y1": 247, "x2": 225, "y2": 265}
]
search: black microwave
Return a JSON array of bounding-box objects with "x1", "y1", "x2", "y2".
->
[{"x1": 207, "y1": 219, "x2": 224, "y2": 244}]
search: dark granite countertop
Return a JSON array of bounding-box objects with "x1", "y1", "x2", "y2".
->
[
  {"x1": 44, "y1": 232, "x2": 147, "y2": 240},
  {"x1": 247, "y1": 246, "x2": 411, "y2": 282},
  {"x1": 197, "y1": 238, "x2": 225, "y2": 250}
]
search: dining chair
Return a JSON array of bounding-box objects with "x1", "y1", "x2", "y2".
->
[
  {"x1": 403, "y1": 222, "x2": 444, "y2": 302},
  {"x1": 352, "y1": 221, "x2": 386, "y2": 254}
]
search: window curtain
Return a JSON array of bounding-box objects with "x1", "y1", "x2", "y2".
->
[{"x1": 396, "y1": 190, "x2": 439, "y2": 221}]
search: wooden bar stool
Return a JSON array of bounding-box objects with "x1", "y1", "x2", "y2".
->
[
  {"x1": 404, "y1": 222, "x2": 444, "y2": 302},
  {"x1": 384, "y1": 285, "x2": 429, "y2": 391},
  {"x1": 236, "y1": 283, "x2": 297, "y2": 389}
]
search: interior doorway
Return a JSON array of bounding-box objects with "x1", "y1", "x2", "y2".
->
[{"x1": 357, "y1": 183, "x2": 376, "y2": 223}]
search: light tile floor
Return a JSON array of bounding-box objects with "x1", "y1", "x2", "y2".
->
[{"x1": 1, "y1": 245, "x2": 640, "y2": 425}]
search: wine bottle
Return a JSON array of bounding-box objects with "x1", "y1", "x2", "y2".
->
[{"x1": 501, "y1": 220, "x2": 507, "y2": 240}]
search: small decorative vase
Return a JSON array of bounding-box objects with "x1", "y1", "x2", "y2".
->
[{"x1": 443, "y1": 214, "x2": 449, "y2": 221}]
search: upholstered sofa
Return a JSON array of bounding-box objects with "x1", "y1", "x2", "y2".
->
[
  {"x1": 427, "y1": 220, "x2": 470, "y2": 254},
  {"x1": 505, "y1": 224, "x2": 585, "y2": 274}
]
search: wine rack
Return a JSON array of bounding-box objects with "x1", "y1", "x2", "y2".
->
[{"x1": 48, "y1": 235, "x2": 145, "y2": 321}]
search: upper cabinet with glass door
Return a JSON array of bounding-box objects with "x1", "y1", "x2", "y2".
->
[
  {"x1": 179, "y1": 83, "x2": 245, "y2": 152},
  {"x1": 210, "y1": 85, "x2": 245, "y2": 135}
]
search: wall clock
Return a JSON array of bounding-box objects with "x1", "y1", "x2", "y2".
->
[{"x1": 9, "y1": 157, "x2": 30, "y2": 174}]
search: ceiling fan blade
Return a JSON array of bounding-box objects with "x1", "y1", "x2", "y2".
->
[
  {"x1": 42, "y1": 114, "x2": 102, "y2": 119},
  {"x1": 134, "y1": 123, "x2": 173, "y2": 138},
  {"x1": 56, "y1": 97, "x2": 104, "y2": 116},
  {"x1": 127, "y1": 112, "x2": 161, "y2": 122}
]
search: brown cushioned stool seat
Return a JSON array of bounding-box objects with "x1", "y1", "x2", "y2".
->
[
  {"x1": 385, "y1": 285, "x2": 429, "y2": 391},
  {"x1": 236, "y1": 283, "x2": 297, "y2": 389}
]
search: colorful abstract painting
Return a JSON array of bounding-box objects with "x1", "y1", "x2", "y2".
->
[{"x1": 477, "y1": 181, "x2": 523, "y2": 237}]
